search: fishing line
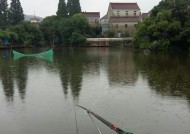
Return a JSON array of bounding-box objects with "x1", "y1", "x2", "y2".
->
[
  {"x1": 87, "y1": 110, "x2": 102, "y2": 134},
  {"x1": 73, "y1": 103, "x2": 79, "y2": 134}
]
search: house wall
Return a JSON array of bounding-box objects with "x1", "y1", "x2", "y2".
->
[
  {"x1": 111, "y1": 22, "x2": 137, "y2": 36},
  {"x1": 100, "y1": 18, "x2": 108, "y2": 24},
  {"x1": 107, "y1": 5, "x2": 114, "y2": 19},
  {"x1": 106, "y1": 4, "x2": 141, "y2": 36},
  {"x1": 86, "y1": 17, "x2": 100, "y2": 26},
  {"x1": 112, "y1": 9, "x2": 141, "y2": 17}
]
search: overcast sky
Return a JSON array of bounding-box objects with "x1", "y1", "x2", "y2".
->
[{"x1": 10, "y1": 0, "x2": 161, "y2": 18}]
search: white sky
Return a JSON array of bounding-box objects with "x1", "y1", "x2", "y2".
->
[{"x1": 9, "y1": 0, "x2": 161, "y2": 18}]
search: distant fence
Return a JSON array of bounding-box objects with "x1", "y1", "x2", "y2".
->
[
  {"x1": 86, "y1": 37, "x2": 133, "y2": 47},
  {"x1": 87, "y1": 37, "x2": 133, "y2": 42}
]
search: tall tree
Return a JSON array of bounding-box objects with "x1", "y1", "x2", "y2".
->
[
  {"x1": 67, "y1": 0, "x2": 81, "y2": 16},
  {"x1": 0, "y1": 0, "x2": 9, "y2": 29},
  {"x1": 56, "y1": 0, "x2": 67, "y2": 17},
  {"x1": 9, "y1": 0, "x2": 24, "y2": 25}
]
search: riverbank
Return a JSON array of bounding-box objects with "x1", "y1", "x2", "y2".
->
[{"x1": 0, "y1": 45, "x2": 33, "y2": 49}]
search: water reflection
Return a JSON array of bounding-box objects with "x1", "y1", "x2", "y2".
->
[
  {"x1": 54, "y1": 48, "x2": 102, "y2": 100},
  {"x1": 1, "y1": 48, "x2": 190, "y2": 134},
  {"x1": 1, "y1": 48, "x2": 190, "y2": 104},
  {"x1": 14, "y1": 58, "x2": 28, "y2": 100},
  {"x1": 107, "y1": 48, "x2": 138, "y2": 86},
  {"x1": 0, "y1": 50, "x2": 15, "y2": 101},
  {"x1": 0, "y1": 50, "x2": 52, "y2": 101},
  {"x1": 134, "y1": 52, "x2": 190, "y2": 105}
]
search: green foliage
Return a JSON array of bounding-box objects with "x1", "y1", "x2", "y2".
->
[
  {"x1": 9, "y1": 0, "x2": 24, "y2": 25},
  {"x1": 8, "y1": 21, "x2": 43, "y2": 46},
  {"x1": 40, "y1": 14, "x2": 90, "y2": 46},
  {"x1": 71, "y1": 14, "x2": 90, "y2": 34},
  {"x1": 121, "y1": 30, "x2": 129, "y2": 37},
  {"x1": 104, "y1": 30, "x2": 115, "y2": 37},
  {"x1": 56, "y1": 0, "x2": 68, "y2": 17},
  {"x1": 67, "y1": 0, "x2": 81, "y2": 17},
  {"x1": 0, "y1": 29, "x2": 17, "y2": 39},
  {"x1": 40, "y1": 16, "x2": 62, "y2": 46},
  {"x1": 0, "y1": 0, "x2": 9, "y2": 29},
  {"x1": 69, "y1": 32, "x2": 86, "y2": 45},
  {"x1": 0, "y1": 29, "x2": 18, "y2": 45},
  {"x1": 134, "y1": 0, "x2": 190, "y2": 51},
  {"x1": 58, "y1": 14, "x2": 90, "y2": 46},
  {"x1": 90, "y1": 25, "x2": 102, "y2": 37}
]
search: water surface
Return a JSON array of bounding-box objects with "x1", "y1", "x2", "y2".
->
[{"x1": 0, "y1": 48, "x2": 190, "y2": 134}]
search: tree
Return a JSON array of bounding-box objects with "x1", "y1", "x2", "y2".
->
[
  {"x1": 40, "y1": 16, "x2": 62, "y2": 46},
  {"x1": 8, "y1": 22, "x2": 43, "y2": 46},
  {"x1": 0, "y1": 0, "x2": 9, "y2": 29},
  {"x1": 67, "y1": 0, "x2": 81, "y2": 16},
  {"x1": 9, "y1": 0, "x2": 24, "y2": 25},
  {"x1": 133, "y1": 0, "x2": 190, "y2": 51},
  {"x1": 59, "y1": 14, "x2": 90, "y2": 45},
  {"x1": 56, "y1": 0, "x2": 67, "y2": 17},
  {"x1": 0, "y1": 29, "x2": 18, "y2": 45}
]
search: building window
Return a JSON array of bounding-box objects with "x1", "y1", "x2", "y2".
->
[
  {"x1": 125, "y1": 24, "x2": 128, "y2": 28},
  {"x1": 117, "y1": 11, "x2": 120, "y2": 16},
  {"x1": 134, "y1": 11, "x2": 137, "y2": 16},
  {"x1": 126, "y1": 11, "x2": 128, "y2": 16},
  {"x1": 95, "y1": 19, "x2": 99, "y2": 24},
  {"x1": 116, "y1": 24, "x2": 118, "y2": 28}
]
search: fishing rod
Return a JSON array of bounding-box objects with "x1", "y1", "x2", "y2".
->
[{"x1": 77, "y1": 105, "x2": 133, "y2": 134}]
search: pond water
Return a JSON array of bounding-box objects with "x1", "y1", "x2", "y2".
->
[{"x1": 0, "y1": 48, "x2": 190, "y2": 134}]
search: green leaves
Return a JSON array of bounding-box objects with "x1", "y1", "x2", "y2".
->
[
  {"x1": 40, "y1": 14, "x2": 90, "y2": 46},
  {"x1": 8, "y1": 21, "x2": 43, "y2": 46},
  {"x1": 0, "y1": 0, "x2": 9, "y2": 29},
  {"x1": 56, "y1": 0, "x2": 68, "y2": 17},
  {"x1": 9, "y1": 0, "x2": 24, "y2": 25},
  {"x1": 67, "y1": 0, "x2": 81, "y2": 17},
  {"x1": 133, "y1": 0, "x2": 190, "y2": 51}
]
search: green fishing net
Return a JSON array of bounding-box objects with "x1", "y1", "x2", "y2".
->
[{"x1": 12, "y1": 49, "x2": 53, "y2": 62}]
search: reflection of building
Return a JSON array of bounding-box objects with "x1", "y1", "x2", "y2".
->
[
  {"x1": 82, "y1": 12, "x2": 100, "y2": 26},
  {"x1": 107, "y1": 49, "x2": 137, "y2": 85}
]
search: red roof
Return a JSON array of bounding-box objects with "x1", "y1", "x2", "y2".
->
[
  {"x1": 82, "y1": 12, "x2": 100, "y2": 18},
  {"x1": 110, "y1": 3, "x2": 140, "y2": 10}
]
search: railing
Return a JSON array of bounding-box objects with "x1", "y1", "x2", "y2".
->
[{"x1": 87, "y1": 37, "x2": 133, "y2": 42}]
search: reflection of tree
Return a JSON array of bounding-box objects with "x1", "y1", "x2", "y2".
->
[
  {"x1": 0, "y1": 50, "x2": 29, "y2": 101},
  {"x1": 54, "y1": 48, "x2": 101, "y2": 100},
  {"x1": 134, "y1": 52, "x2": 190, "y2": 104},
  {"x1": 14, "y1": 58, "x2": 28, "y2": 100},
  {"x1": 0, "y1": 67, "x2": 14, "y2": 101},
  {"x1": 107, "y1": 48, "x2": 138, "y2": 86},
  {"x1": 0, "y1": 51, "x2": 15, "y2": 101},
  {"x1": 0, "y1": 49, "x2": 55, "y2": 101}
]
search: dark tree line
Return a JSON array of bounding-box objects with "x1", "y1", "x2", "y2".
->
[
  {"x1": 0, "y1": 0, "x2": 24, "y2": 29},
  {"x1": 56, "y1": 0, "x2": 81, "y2": 17}
]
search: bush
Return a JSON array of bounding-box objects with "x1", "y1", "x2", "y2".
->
[
  {"x1": 69, "y1": 32, "x2": 86, "y2": 46},
  {"x1": 105, "y1": 30, "x2": 115, "y2": 37}
]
